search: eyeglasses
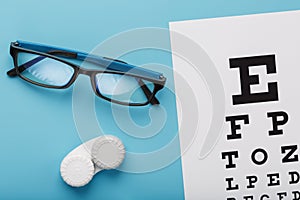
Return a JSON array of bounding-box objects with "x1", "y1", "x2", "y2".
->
[{"x1": 7, "y1": 41, "x2": 166, "y2": 106}]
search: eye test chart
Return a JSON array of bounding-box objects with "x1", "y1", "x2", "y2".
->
[{"x1": 170, "y1": 10, "x2": 300, "y2": 199}]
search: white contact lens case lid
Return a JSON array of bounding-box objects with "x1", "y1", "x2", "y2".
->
[
  {"x1": 91, "y1": 136, "x2": 125, "y2": 169},
  {"x1": 60, "y1": 135, "x2": 125, "y2": 187},
  {"x1": 60, "y1": 155, "x2": 95, "y2": 187}
]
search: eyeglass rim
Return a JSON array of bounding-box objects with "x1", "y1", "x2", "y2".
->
[
  {"x1": 9, "y1": 42, "x2": 166, "y2": 106},
  {"x1": 13, "y1": 40, "x2": 166, "y2": 83}
]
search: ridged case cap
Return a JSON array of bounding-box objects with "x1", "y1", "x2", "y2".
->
[
  {"x1": 60, "y1": 155, "x2": 95, "y2": 187},
  {"x1": 91, "y1": 135, "x2": 125, "y2": 169}
]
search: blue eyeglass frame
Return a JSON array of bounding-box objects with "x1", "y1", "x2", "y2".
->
[{"x1": 7, "y1": 41, "x2": 167, "y2": 106}]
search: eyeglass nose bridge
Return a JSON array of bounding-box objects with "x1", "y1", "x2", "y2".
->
[{"x1": 77, "y1": 68, "x2": 94, "y2": 77}]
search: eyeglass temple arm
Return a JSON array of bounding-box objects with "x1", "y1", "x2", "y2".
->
[{"x1": 137, "y1": 79, "x2": 160, "y2": 105}]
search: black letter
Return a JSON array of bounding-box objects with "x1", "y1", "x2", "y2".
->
[
  {"x1": 292, "y1": 191, "x2": 300, "y2": 200},
  {"x1": 246, "y1": 175, "x2": 258, "y2": 189},
  {"x1": 230, "y1": 55, "x2": 278, "y2": 105},
  {"x1": 225, "y1": 177, "x2": 239, "y2": 191},
  {"x1": 261, "y1": 194, "x2": 270, "y2": 200},
  {"x1": 282, "y1": 145, "x2": 299, "y2": 163},
  {"x1": 267, "y1": 173, "x2": 280, "y2": 187},
  {"x1": 251, "y1": 148, "x2": 268, "y2": 165},
  {"x1": 289, "y1": 171, "x2": 300, "y2": 184},
  {"x1": 277, "y1": 192, "x2": 287, "y2": 200},
  {"x1": 222, "y1": 151, "x2": 239, "y2": 169},
  {"x1": 226, "y1": 115, "x2": 249, "y2": 140},
  {"x1": 267, "y1": 111, "x2": 289, "y2": 136},
  {"x1": 244, "y1": 196, "x2": 254, "y2": 200},
  {"x1": 227, "y1": 198, "x2": 236, "y2": 200}
]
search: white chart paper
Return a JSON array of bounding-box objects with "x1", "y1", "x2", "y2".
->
[{"x1": 170, "y1": 11, "x2": 300, "y2": 199}]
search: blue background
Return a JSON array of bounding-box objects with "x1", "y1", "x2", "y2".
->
[{"x1": 1, "y1": 1, "x2": 300, "y2": 199}]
